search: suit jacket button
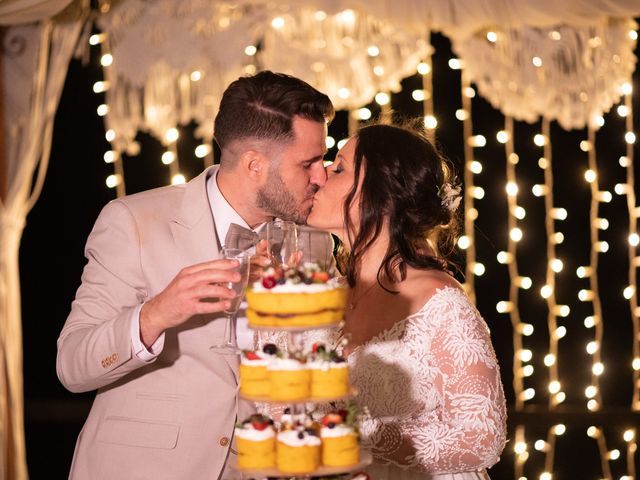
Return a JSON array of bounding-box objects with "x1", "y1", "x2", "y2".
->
[{"x1": 219, "y1": 437, "x2": 229, "y2": 447}]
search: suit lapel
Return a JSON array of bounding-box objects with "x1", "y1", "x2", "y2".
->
[{"x1": 169, "y1": 166, "x2": 221, "y2": 266}]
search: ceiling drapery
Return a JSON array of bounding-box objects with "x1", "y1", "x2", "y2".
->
[{"x1": 93, "y1": 0, "x2": 640, "y2": 153}]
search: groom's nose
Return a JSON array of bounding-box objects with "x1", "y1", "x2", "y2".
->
[{"x1": 310, "y1": 161, "x2": 327, "y2": 187}]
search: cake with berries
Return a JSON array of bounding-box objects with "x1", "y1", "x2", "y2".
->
[
  {"x1": 308, "y1": 343, "x2": 349, "y2": 399},
  {"x1": 268, "y1": 352, "x2": 311, "y2": 401},
  {"x1": 276, "y1": 428, "x2": 321, "y2": 474},
  {"x1": 235, "y1": 414, "x2": 276, "y2": 470},
  {"x1": 245, "y1": 263, "x2": 347, "y2": 328},
  {"x1": 239, "y1": 343, "x2": 278, "y2": 397},
  {"x1": 320, "y1": 408, "x2": 360, "y2": 467}
]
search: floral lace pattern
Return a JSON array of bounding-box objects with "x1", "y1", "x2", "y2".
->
[{"x1": 350, "y1": 287, "x2": 506, "y2": 474}]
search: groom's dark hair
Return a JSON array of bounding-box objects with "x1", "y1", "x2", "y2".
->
[{"x1": 214, "y1": 70, "x2": 334, "y2": 150}]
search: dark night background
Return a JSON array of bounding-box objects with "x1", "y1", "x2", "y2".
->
[{"x1": 19, "y1": 30, "x2": 640, "y2": 479}]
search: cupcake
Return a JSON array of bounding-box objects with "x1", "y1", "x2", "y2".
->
[
  {"x1": 239, "y1": 343, "x2": 277, "y2": 398},
  {"x1": 320, "y1": 409, "x2": 360, "y2": 467},
  {"x1": 308, "y1": 343, "x2": 349, "y2": 399},
  {"x1": 276, "y1": 427, "x2": 321, "y2": 474},
  {"x1": 235, "y1": 414, "x2": 276, "y2": 470},
  {"x1": 268, "y1": 353, "x2": 310, "y2": 401}
]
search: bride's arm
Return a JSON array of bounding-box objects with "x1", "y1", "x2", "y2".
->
[{"x1": 363, "y1": 296, "x2": 507, "y2": 473}]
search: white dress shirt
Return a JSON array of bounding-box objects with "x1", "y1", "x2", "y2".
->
[{"x1": 130, "y1": 169, "x2": 261, "y2": 360}]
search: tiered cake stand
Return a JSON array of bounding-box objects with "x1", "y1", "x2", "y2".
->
[{"x1": 238, "y1": 322, "x2": 372, "y2": 479}]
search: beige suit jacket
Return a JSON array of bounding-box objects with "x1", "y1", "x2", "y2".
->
[{"x1": 56, "y1": 166, "x2": 254, "y2": 479}]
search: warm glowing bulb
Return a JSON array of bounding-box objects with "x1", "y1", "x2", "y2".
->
[
  {"x1": 271, "y1": 17, "x2": 285, "y2": 28},
  {"x1": 617, "y1": 105, "x2": 629, "y2": 117},
  {"x1": 586, "y1": 341, "x2": 599, "y2": 354},
  {"x1": 532, "y1": 184, "x2": 547, "y2": 197},
  {"x1": 338, "y1": 88, "x2": 350, "y2": 99},
  {"x1": 424, "y1": 115, "x2": 438, "y2": 129},
  {"x1": 578, "y1": 289, "x2": 594, "y2": 302},
  {"x1": 584, "y1": 316, "x2": 595, "y2": 328},
  {"x1": 514, "y1": 441, "x2": 527, "y2": 454},
  {"x1": 514, "y1": 206, "x2": 526, "y2": 219},
  {"x1": 518, "y1": 276, "x2": 532, "y2": 289},
  {"x1": 552, "y1": 232, "x2": 565, "y2": 244},
  {"x1": 455, "y1": 109, "x2": 469, "y2": 121},
  {"x1": 506, "y1": 182, "x2": 518, "y2": 196},
  {"x1": 523, "y1": 388, "x2": 535, "y2": 400},
  {"x1": 448, "y1": 58, "x2": 463, "y2": 70},
  {"x1": 595, "y1": 218, "x2": 609, "y2": 230},
  {"x1": 93, "y1": 81, "x2": 109, "y2": 93},
  {"x1": 625, "y1": 132, "x2": 636, "y2": 144},
  {"x1": 621, "y1": 82, "x2": 633, "y2": 95},
  {"x1": 496, "y1": 301, "x2": 513, "y2": 313},
  {"x1": 534, "y1": 440, "x2": 548, "y2": 451},
  {"x1": 165, "y1": 128, "x2": 179, "y2": 143},
  {"x1": 608, "y1": 449, "x2": 620, "y2": 460},
  {"x1": 510, "y1": 227, "x2": 523, "y2": 242},
  {"x1": 194, "y1": 144, "x2": 211, "y2": 158},
  {"x1": 549, "y1": 381, "x2": 561, "y2": 394},
  {"x1": 580, "y1": 140, "x2": 592, "y2": 152},
  {"x1": 587, "y1": 399, "x2": 599, "y2": 411},
  {"x1": 458, "y1": 235, "x2": 471, "y2": 250},
  {"x1": 97, "y1": 104, "x2": 109, "y2": 116},
  {"x1": 472, "y1": 186, "x2": 485, "y2": 200},
  {"x1": 100, "y1": 53, "x2": 114, "y2": 67},
  {"x1": 587, "y1": 426, "x2": 600, "y2": 437},
  {"x1": 464, "y1": 87, "x2": 476, "y2": 98},
  {"x1": 171, "y1": 174, "x2": 186, "y2": 185},
  {"x1": 540, "y1": 284, "x2": 553, "y2": 299},
  {"x1": 337, "y1": 139, "x2": 348, "y2": 150},
  {"x1": 325, "y1": 136, "x2": 336, "y2": 149},
  {"x1": 595, "y1": 241, "x2": 609, "y2": 253},
  {"x1": 585, "y1": 385, "x2": 598, "y2": 398},
  {"x1": 544, "y1": 354, "x2": 556, "y2": 367},
  {"x1": 584, "y1": 169, "x2": 597, "y2": 183},
  {"x1": 556, "y1": 305, "x2": 570, "y2": 317},
  {"x1": 357, "y1": 108, "x2": 372, "y2": 120},
  {"x1": 417, "y1": 62, "x2": 431, "y2": 75},
  {"x1": 551, "y1": 208, "x2": 567, "y2": 220},
  {"x1": 592, "y1": 362, "x2": 604, "y2": 376},
  {"x1": 496, "y1": 131, "x2": 509, "y2": 143},
  {"x1": 624, "y1": 285, "x2": 635, "y2": 299},
  {"x1": 105, "y1": 174, "x2": 120, "y2": 188},
  {"x1": 633, "y1": 358, "x2": 640, "y2": 370},
  {"x1": 534, "y1": 134, "x2": 546, "y2": 146},
  {"x1": 576, "y1": 266, "x2": 592, "y2": 278},
  {"x1": 521, "y1": 323, "x2": 534, "y2": 336},
  {"x1": 620, "y1": 156, "x2": 630, "y2": 167},
  {"x1": 412, "y1": 90, "x2": 426, "y2": 102},
  {"x1": 486, "y1": 31, "x2": 498, "y2": 42},
  {"x1": 520, "y1": 349, "x2": 533, "y2": 362},
  {"x1": 103, "y1": 151, "x2": 116, "y2": 163},
  {"x1": 523, "y1": 365, "x2": 534, "y2": 377},
  {"x1": 367, "y1": 45, "x2": 380, "y2": 57},
  {"x1": 550, "y1": 258, "x2": 564, "y2": 272},
  {"x1": 623, "y1": 430, "x2": 635, "y2": 442},
  {"x1": 473, "y1": 263, "x2": 486, "y2": 276},
  {"x1": 89, "y1": 33, "x2": 105, "y2": 45},
  {"x1": 467, "y1": 208, "x2": 478, "y2": 220},
  {"x1": 554, "y1": 424, "x2": 566, "y2": 435},
  {"x1": 244, "y1": 45, "x2": 257, "y2": 56},
  {"x1": 469, "y1": 161, "x2": 483, "y2": 174},
  {"x1": 497, "y1": 251, "x2": 512, "y2": 264},
  {"x1": 469, "y1": 135, "x2": 486, "y2": 147},
  {"x1": 375, "y1": 92, "x2": 390, "y2": 105},
  {"x1": 161, "y1": 151, "x2": 175, "y2": 165},
  {"x1": 105, "y1": 129, "x2": 116, "y2": 142},
  {"x1": 190, "y1": 70, "x2": 202, "y2": 82}
]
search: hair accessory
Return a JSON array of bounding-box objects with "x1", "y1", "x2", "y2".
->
[{"x1": 437, "y1": 183, "x2": 462, "y2": 213}]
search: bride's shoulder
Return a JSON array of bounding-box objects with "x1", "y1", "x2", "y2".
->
[{"x1": 404, "y1": 268, "x2": 464, "y2": 297}]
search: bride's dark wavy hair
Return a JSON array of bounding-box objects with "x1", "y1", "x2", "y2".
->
[{"x1": 339, "y1": 121, "x2": 461, "y2": 290}]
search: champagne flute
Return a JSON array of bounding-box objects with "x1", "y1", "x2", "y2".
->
[
  {"x1": 266, "y1": 219, "x2": 297, "y2": 267},
  {"x1": 210, "y1": 247, "x2": 250, "y2": 353},
  {"x1": 294, "y1": 225, "x2": 335, "y2": 273}
]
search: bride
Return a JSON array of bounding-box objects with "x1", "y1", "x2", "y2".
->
[{"x1": 306, "y1": 122, "x2": 507, "y2": 479}]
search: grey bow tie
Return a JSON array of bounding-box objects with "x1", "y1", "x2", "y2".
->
[{"x1": 224, "y1": 223, "x2": 260, "y2": 251}]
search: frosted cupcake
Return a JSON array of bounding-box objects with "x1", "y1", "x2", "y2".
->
[
  {"x1": 276, "y1": 428, "x2": 321, "y2": 474},
  {"x1": 308, "y1": 343, "x2": 349, "y2": 399},
  {"x1": 268, "y1": 354, "x2": 310, "y2": 401},
  {"x1": 235, "y1": 414, "x2": 276, "y2": 470},
  {"x1": 320, "y1": 409, "x2": 360, "y2": 467},
  {"x1": 239, "y1": 343, "x2": 278, "y2": 398}
]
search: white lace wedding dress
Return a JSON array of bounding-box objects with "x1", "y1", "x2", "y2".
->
[{"x1": 258, "y1": 286, "x2": 507, "y2": 479}]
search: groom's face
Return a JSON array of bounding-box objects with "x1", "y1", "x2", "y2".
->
[{"x1": 256, "y1": 116, "x2": 327, "y2": 223}]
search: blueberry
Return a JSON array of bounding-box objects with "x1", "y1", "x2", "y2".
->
[
  {"x1": 297, "y1": 432, "x2": 305, "y2": 439},
  {"x1": 328, "y1": 422, "x2": 335, "y2": 429},
  {"x1": 284, "y1": 407, "x2": 291, "y2": 414},
  {"x1": 263, "y1": 343, "x2": 278, "y2": 355}
]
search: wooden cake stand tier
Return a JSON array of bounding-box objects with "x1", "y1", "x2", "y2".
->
[{"x1": 239, "y1": 450, "x2": 372, "y2": 479}]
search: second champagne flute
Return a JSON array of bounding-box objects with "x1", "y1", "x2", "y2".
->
[{"x1": 210, "y1": 247, "x2": 250, "y2": 354}]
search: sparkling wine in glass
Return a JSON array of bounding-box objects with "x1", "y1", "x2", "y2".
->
[{"x1": 210, "y1": 247, "x2": 250, "y2": 353}]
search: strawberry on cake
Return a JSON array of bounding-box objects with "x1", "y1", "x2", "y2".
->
[{"x1": 235, "y1": 414, "x2": 276, "y2": 470}]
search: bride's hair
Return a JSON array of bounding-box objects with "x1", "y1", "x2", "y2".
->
[{"x1": 340, "y1": 121, "x2": 461, "y2": 289}]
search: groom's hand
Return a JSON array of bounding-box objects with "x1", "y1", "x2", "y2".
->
[
  {"x1": 139, "y1": 259, "x2": 241, "y2": 347},
  {"x1": 250, "y1": 239, "x2": 271, "y2": 282}
]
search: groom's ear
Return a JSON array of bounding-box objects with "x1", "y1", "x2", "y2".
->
[{"x1": 240, "y1": 150, "x2": 268, "y2": 180}]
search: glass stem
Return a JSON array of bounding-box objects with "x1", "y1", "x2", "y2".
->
[{"x1": 225, "y1": 313, "x2": 236, "y2": 347}]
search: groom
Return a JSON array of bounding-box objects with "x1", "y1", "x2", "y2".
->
[{"x1": 56, "y1": 71, "x2": 334, "y2": 479}]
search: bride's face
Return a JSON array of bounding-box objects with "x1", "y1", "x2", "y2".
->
[{"x1": 307, "y1": 137, "x2": 361, "y2": 237}]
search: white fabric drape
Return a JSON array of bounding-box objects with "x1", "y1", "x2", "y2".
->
[
  {"x1": 0, "y1": 11, "x2": 84, "y2": 479},
  {"x1": 0, "y1": 0, "x2": 73, "y2": 25}
]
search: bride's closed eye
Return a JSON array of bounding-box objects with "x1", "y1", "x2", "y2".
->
[{"x1": 329, "y1": 159, "x2": 344, "y2": 175}]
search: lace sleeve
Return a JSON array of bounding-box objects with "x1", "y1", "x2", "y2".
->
[{"x1": 362, "y1": 290, "x2": 507, "y2": 473}]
